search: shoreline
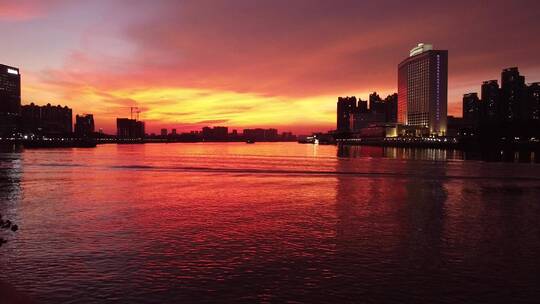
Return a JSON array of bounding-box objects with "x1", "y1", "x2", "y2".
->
[
  {"x1": 336, "y1": 138, "x2": 540, "y2": 151},
  {"x1": 1, "y1": 138, "x2": 539, "y2": 154}
]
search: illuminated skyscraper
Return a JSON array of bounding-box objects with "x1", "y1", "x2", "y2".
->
[
  {"x1": 398, "y1": 43, "x2": 448, "y2": 136},
  {"x1": 0, "y1": 64, "x2": 21, "y2": 136}
]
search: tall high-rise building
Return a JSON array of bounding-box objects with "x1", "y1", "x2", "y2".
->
[
  {"x1": 463, "y1": 93, "x2": 480, "y2": 125},
  {"x1": 336, "y1": 96, "x2": 357, "y2": 132},
  {"x1": 462, "y1": 68, "x2": 539, "y2": 141},
  {"x1": 117, "y1": 118, "x2": 145, "y2": 139},
  {"x1": 528, "y1": 82, "x2": 540, "y2": 121},
  {"x1": 0, "y1": 64, "x2": 21, "y2": 136},
  {"x1": 75, "y1": 114, "x2": 95, "y2": 137},
  {"x1": 369, "y1": 92, "x2": 385, "y2": 114},
  {"x1": 357, "y1": 98, "x2": 369, "y2": 113},
  {"x1": 480, "y1": 80, "x2": 500, "y2": 122},
  {"x1": 384, "y1": 93, "x2": 398, "y2": 123},
  {"x1": 398, "y1": 43, "x2": 448, "y2": 136},
  {"x1": 500, "y1": 67, "x2": 526, "y2": 122}
]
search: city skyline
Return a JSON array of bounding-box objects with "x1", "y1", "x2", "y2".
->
[
  {"x1": 3, "y1": 53, "x2": 539, "y2": 140},
  {"x1": 2, "y1": 1, "x2": 540, "y2": 134}
]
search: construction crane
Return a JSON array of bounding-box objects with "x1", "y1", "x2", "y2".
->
[
  {"x1": 118, "y1": 106, "x2": 142, "y2": 120},
  {"x1": 130, "y1": 107, "x2": 141, "y2": 120}
]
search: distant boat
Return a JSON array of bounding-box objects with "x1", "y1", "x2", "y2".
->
[{"x1": 246, "y1": 139, "x2": 255, "y2": 144}]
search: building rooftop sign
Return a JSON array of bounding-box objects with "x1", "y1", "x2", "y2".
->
[
  {"x1": 410, "y1": 43, "x2": 433, "y2": 57},
  {"x1": 7, "y1": 68, "x2": 19, "y2": 75}
]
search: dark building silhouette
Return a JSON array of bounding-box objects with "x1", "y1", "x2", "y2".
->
[
  {"x1": 172, "y1": 128, "x2": 177, "y2": 136},
  {"x1": 281, "y1": 132, "x2": 296, "y2": 141},
  {"x1": 528, "y1": 82, "x2": 540, "y2": 121},
  {"x1": 463, "y1": 93, "x2": 480, "y2": 125},
  {"x1": 41, "y1": 104, "x2": 73, "y2": 134},
  {"x1": 337, "y1": 93, "x2": 398, "y2": 134},
  {"x1": 0, "y1": 64, "x2": 21, "y2": 136},
  {"x1": 369, "y1": 92, "x2": 385, "y2": 114},
  {"x1": 337, "y1": 96, "x2": 357, "y2": 132},
  {"x1": 367, "y1": 93, "x2": 398, "y2": 124},
  {"x1": 243, "y1": 128, "x2": 279, "y2": 141},
  {"x1": 202, "y1": 126, "x2": 228, "y2": 141},
  {"x1": 480, "y1": 80, "x2": 500, "y2": 122},
  {"x1": 398, "y1": 43, "x2": 448, "y2": 136},
  {"x1": 471, "y1": 67, "x2": 539, "y2": 124},
  {"x1": 357, "y1": 98, "x2": 369, "y2": 113},
  {"x1": 117, "y1": 118, "x2": 145, "y2": 139},
  {"x1": 500, "y1": 67, "x2": 526, "y2": 122},
  {"x1": 384, "y1": 93, "x2": 398, "y2": 123},
  {"x1": 353, "y1": 110, "x2": 385, "y2": 130},
  {"x1": 463, "y1": 67, "x2": 540, "y2": 140},
  {"x1": 161, "y1": 128, "x2": 168, "y2": 137},
  {"x1": 20, "y1": 103, "x2": 40, "y2": 134},
  {"x1": 228, "y1": 129, "x2": 240, "y2": 140},
  {"x1": 447, "y1": 116, "x2": 469, "y2": 137},
  {"x1": 266, "y1": 128, "x2": 278, "y2": 140},
  {"x1": 74, "y1": 114, "x2": 95, "y2": 137},
  {"x1": 21, "y1": 103, "x2": 72, "y2": 135},
  {"x1": 353, "y1": 95, "x2": 384, "y2": 130}
]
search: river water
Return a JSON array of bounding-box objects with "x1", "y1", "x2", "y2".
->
[{"x1": 1, "y1": 143, "x2": 539, "y2": 303}]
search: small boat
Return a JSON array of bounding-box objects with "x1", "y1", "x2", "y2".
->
[{"x1": 246, "y1": 139, "x2": 255, "y2": 144}]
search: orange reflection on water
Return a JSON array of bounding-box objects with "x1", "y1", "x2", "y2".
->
[{"x1": 0, "y1": 143, "x2": 540, "y2": 303}]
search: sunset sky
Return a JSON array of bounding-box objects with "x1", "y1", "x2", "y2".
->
[{"x1": 1, "y1": 0, "x2": 540, "y2": 134}]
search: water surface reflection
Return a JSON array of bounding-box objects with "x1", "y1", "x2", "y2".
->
[
  {"x1": 337, "y1": 144, "x2": 540, "y2": 163},
  {"x1": 0, "y1": 143, "x2": 539, "y2": 303}
]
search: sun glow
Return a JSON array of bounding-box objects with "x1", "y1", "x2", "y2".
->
[
  {"x1": 119, "y1": 88, "x2": 335, "y2": 127},
  {"x1": 47, "y1": 86, "x2": 338, "y2": 133}
]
